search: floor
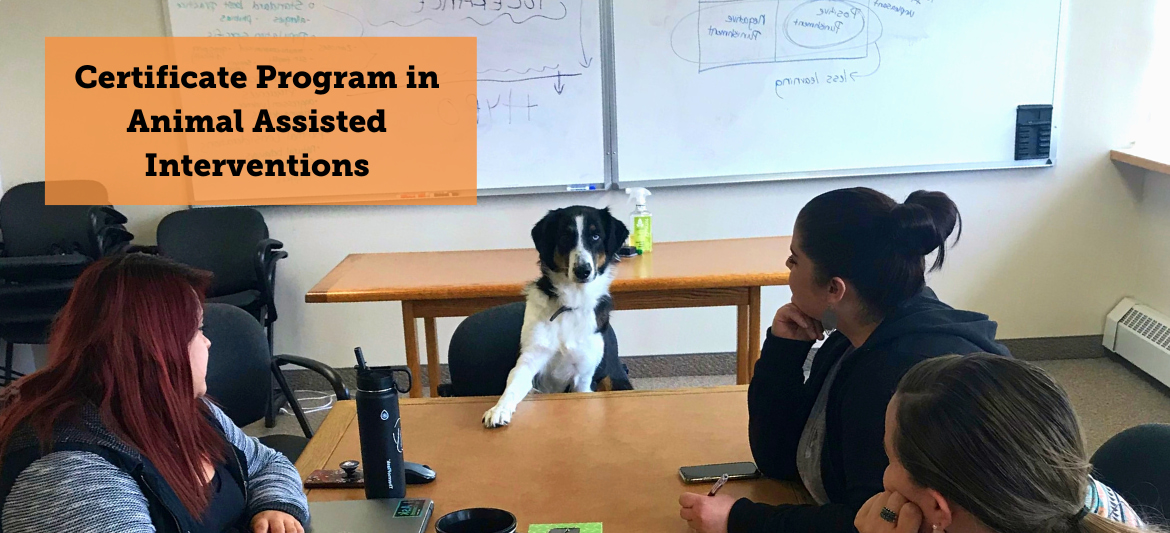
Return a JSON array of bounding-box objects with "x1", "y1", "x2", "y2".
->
[
  {"x1": 246, "y1": 353, "x2": 1170, "y2": 455},
  {"x1": 1034, "y1": 357, "x2": 1170, "y2": 452}
]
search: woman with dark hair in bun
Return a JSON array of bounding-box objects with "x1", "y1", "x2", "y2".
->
[{"x1": 680, "y1": 188, "x2": 1011, "y2": 533}]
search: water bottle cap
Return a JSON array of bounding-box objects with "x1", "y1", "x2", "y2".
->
[{"x1": 357, "y1": 366, "x2": 409, "y2": 393}]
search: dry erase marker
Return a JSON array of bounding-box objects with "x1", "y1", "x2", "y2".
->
[
  {"x1": 566, "y1": 184, "x2": 598, "y2": 192},
  {"x1": 708, "y1": 473, "x2": 729, "y2": 496}
]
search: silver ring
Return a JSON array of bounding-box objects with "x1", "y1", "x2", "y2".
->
[{"x1": 880, "y1": 507, "x2": 898, "y2": 523}]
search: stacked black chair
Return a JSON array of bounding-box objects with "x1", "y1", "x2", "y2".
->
[
  {"x1": 0, "y1": 181, "x2": 132, "y2": 385},
  {"x1": 148, "y1": 207, "x2": 290, "y2": 426},
  {"x1": 202, "y1": 303, "x2": 349, "y2": 460}
]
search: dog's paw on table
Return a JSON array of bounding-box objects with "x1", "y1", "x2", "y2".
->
[{"x1": 482, "y1": 405, "x2": 514, "y2": 428}]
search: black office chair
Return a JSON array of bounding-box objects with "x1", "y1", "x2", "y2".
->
[
  {"x1": 442, "y1": 302, "x2": 631, "y2": 397},
  {"x1": 151, "y1": 207, "x2": 288, "y2": 426},
  {"x1": 203, "y1": 303, "x2": 349, "y2": 461},
  {"x1": 0, "y1": 181, "x2": 132, "y2": 385},
  {"x1": 1091, "y1": 424, "x2": 1170, "y2": 525}
]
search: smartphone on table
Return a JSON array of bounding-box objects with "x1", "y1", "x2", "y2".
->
[{"x1": 679, "y1": 462, "x2": 761, "y2": 484}]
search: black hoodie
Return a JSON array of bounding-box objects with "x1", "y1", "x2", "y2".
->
[{"x1": 728, "y1": 288, "x2": 1010, "y2": 533}]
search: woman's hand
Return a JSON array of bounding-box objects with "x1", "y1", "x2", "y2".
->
[
  {"x1": 770, "y1": 304, "x2": 825, "y2": 342},
  {"x1": 856, "y1": 491, "x2": 922, "y2": 533},
  {"x1": 679, "y1": 492, "x2": 736, "y2": 533},
  {"x1": 251, "y1": 510, "x2": 304, "y2": 533}
]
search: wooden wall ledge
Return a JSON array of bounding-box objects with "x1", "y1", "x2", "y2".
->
[{"x1": 1111, "y1": 147, "x2": 1170, "y2": 176}]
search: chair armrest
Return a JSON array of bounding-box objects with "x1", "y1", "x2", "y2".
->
[
  {"x1": 95, "y1": 226, "x2": 135, "y2": 256},
  {"x1": 88, "y1": 206, "x2": 134, "y2": 256},
  {"x1": 90, "y1": 205, "x2": 128, "y2": 226},
  {"x1": 0, "y1": 254, "x2": 93, "y2": 282},
  {"x1": 274, "y1": 354, "x2": 350, "y2": 400},
  {"x1": 255, "y1": 239, "x2": 287, "y2": 323},
  {"x1": 258, "y1": 238, "x2": 285, "y2": 256}
]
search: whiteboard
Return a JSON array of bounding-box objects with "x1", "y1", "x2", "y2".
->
[
  {"x1": 611, "y1": 0, "x2": 1063, "y2": 185},
  {"x1": 165, "y1": 0, "x2": 606, "y2": 191}
]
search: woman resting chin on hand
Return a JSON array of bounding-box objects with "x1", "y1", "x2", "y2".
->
[
  {"x1": 696, "y1": 188, "x2": 1009, "y2": 533},
  {"x1": 856, "y1": 492, "x2": 922, "y2": 533},
  {"x1": 857, "y1": 355, "x2": 1147, "y2": 533}
]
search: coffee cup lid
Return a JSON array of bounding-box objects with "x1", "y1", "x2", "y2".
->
[{"x1": 435, "y1": 508, "x2": 517, "y2": 533}]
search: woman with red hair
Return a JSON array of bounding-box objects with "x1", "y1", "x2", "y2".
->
[{"x1": 0, "y1": 254, "x2": 308, "y2": 533}]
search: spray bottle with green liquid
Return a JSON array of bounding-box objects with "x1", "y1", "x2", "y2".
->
[{"x1": 625, "y1": 187, "x2": 652, "y2": 253}]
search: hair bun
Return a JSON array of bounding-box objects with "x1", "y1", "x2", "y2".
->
[{"x1": 890, "y1": 191, "x2": 962, "y2": 271}]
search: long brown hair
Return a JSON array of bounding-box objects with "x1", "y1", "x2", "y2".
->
[
  {"x1": 0, "y1": 254, "x2": 227, "y2": 516},
  {"x1": 893, "y1": 354, "x2": 1153, "y2": 533}
]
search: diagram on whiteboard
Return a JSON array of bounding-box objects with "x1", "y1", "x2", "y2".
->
[
  {"x1": 166, "y1": 0, "x2": 608, "y2": 187},
  {"x1": 315, "y1": 0, "x2": 600, "y2": 128},
  {"x1": 663, "y1": 0, "x2": 946, "y2": 96},
  {"x1": 321, "y1": 0, "x2": 606, "y2": 185},
  {"x1": 671, "y1": 0, "x2": 883, "y2": 72},
  {"x1": 168, "y1": 0, "x2": 602, "y2": 128}
]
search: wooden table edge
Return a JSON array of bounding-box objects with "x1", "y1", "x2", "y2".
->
[
  {"x1": 306, "y1": 275, "x2": 790, "y2": 303},
  {"x1": 401, "y1": 384, "x2": 749, "y2": 406},
  {"x1": 305, "y1": 236, "x2": 792, "y2": 303}
]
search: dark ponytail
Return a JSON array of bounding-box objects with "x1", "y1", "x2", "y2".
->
[
  {"x1": 891, "y1": 191, "x2": 962, "y2": 272},
  {"x1": 795, "y1": 188, "x2": 961, "y2": 319}
]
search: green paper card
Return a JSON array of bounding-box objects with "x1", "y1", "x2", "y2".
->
[{"x1": 528, "y1": 523, "x2": 602, "y2": 533}]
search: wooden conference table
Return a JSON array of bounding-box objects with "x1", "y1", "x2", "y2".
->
[
  {"x1": 305, "y1": 237, "x2": 792, "y2": 397},
  {"x1": 295, "y1": 386, "x2": 811, "y2": 532}
]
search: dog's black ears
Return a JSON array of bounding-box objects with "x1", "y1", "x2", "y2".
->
[
  {"x1": 531, "y1": 209, "x2": 557, "y2": 249},
  {"x1": 532, "y1": 208, "x2": 561, "y2": 263},
  {"x1": 601, "y1": 207, "x2": 629, "y2": 256}
]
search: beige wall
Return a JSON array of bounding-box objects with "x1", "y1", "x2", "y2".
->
[
  {"x1": 0, "y1": 0, "x2": 1157, "y2": 368},
  {"x1": 1134, "y1": 173, "x2": 1170, "y2": 314}
]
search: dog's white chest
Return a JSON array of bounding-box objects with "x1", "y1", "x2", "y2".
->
[
  {"x1": 526, "y1": 308, "x2": 597, "y2": 352},
  {"x1": 521, "y1": 296, "x2": 606, "y2": 392}
]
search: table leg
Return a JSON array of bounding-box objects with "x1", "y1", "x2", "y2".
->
[
  {"x1": 748, "y1": 286, "x2": 762, "y2": 381},
  {"x1": 737, "y1": 303, "x2": 750, "y2": 385},
  {"x1": 402, "y1": 301, "x2": 423, "y2": 398},
  {"x1": 424, "y1": 317, "x2": 441, "y2": 398}
]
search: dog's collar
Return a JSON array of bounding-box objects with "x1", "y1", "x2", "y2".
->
[{"x1": 549, "y1": 306, "x2": 573, "y2": 321}]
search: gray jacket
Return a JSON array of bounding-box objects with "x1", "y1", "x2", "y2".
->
[{"x1": 0, "y1": 400, "x2": 309, "y2": 533}]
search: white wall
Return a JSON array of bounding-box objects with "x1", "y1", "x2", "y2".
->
[
  {"x1": 0, "y1": 0, "x2": 1158, "y2": 368},
  {"x1": 1129, "y1": 0, "x2": 1170, "y2": 316}
]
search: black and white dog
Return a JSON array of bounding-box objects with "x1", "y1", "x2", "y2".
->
[{"x1": 482, "y1": 206, "x2": 631, "y2": 428}]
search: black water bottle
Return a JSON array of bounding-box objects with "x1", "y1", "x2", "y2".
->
[{"x1": 353, "y1": 347, "x2": 412, "y2": 499}]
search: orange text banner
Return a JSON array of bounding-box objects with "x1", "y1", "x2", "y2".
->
[{"x1": 45, "y1": 37, "x2": 477, "y2": 205}]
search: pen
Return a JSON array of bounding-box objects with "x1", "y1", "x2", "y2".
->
[{"x1": 707, "y1": 473, "x2": 729, "y2": 496}]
